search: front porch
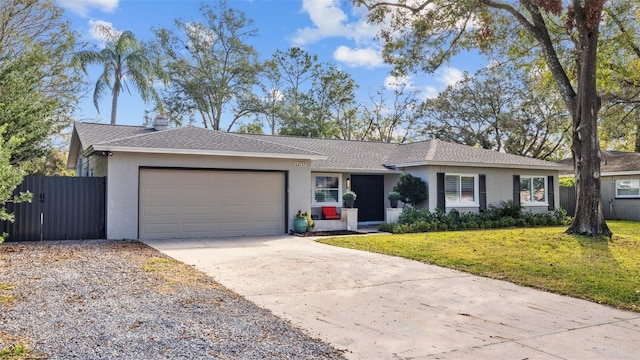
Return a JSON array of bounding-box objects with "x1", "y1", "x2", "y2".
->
[{"x1": 312, "y1": 208, "x2": 358, "y2": 232}]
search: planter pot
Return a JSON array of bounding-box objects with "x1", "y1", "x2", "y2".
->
[
  {"x1": 344, "y1": 200, "x2": 354, "y2": 208},
  {"x1": 293, "y1": 218, "x2": 308, "y2": 233},
  {"x1": 390, "y1": 199, "x2": 398, "y2": 208}
]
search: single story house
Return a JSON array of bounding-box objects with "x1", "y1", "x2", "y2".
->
[
  {"x1": 559, "y1": 151, "x2": 640, "y2": 220},
  {"x1": 67, "y1": 118, "x2": 568, "y2": 240}
]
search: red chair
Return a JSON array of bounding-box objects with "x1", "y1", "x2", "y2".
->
[{"x1": 321, "y1": 206, "x2": 341, "y2": 220}]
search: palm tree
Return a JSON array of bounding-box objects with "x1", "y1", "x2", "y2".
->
[{"x1": 75, "y1": 28, "x2": 162, "y2": 125}]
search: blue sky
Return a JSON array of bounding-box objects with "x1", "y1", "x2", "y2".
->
[{"x1": 59, "y1": 0, "x2": 486, "y2": 129}]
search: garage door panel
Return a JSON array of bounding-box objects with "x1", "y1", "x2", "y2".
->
[
  {"x1": 181, "y1": 187, "x2": 215, "y2": 201},
  {"x1": 139, "y1": 169, "x2": 285, "y2": 239},
  {"x1": 141, "y1": 172, "x2": 178, "y2": 185},
  {"x1": 179, "y1": 172, "x2": 215, "y2": 185},
  {"x1": 143, "y1": 205, "x2": 179, "y2": 216},
  {"x1": 182, "y1": 222, "x2": 215, "y2": 234},
  {"x1": 222, "y1": 205, "x2": 252, "y2": 217},
  {"x1": 182, "y1": 205, "x2": 214, "y2": 216},
  {"x1": 142, "y1": 187, "x2": 178, "y2": 200},
  {"x1": 142, "y1": 223, "x2": 178, "y2": 236},
  {"x1": 251, "y1": 221, "x2": 282, "y2": 231}
]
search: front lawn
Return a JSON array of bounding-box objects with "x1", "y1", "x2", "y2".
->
[{"x1": 318, "y1": 221, "x2": 640, "y2": 312}]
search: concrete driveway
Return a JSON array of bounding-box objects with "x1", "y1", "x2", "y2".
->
[{"x1": 143, "y1": 235, "x2": 640, "y2": 359}]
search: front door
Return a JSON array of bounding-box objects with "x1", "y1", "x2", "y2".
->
[{"x1": 350, "y1": 175, "x2": 384, "y2": 222}]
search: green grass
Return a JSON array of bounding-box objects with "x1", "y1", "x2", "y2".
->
[
  {"x1": 318, "y1": 221, "x2": 640, "y2": 312},
  {"x1": 0, "y1": 343, "x2": 28, "y2": 360},
  {"x1": 0, "y1": 283, "x2": 15, "y2": 306},
  {"x1": 141, "y1": 257, "x2": 175, "y2": 272}
]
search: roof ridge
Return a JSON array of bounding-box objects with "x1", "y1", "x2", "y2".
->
[
  {"x1": 241, "y1": 132, "x2": 400, "y2": 146},
  {"x1": 74, "y1": 120, "x2": 148, "y2": 130},
  {"x1": 425, "y1": 139, "x2": 438, "y2": 161},
  {"x1": 441, "y1": 139, "x2": 561, "y2": 164},
  {"x1": 95, "y1": 125, "x2": 182, "y2": 145},
  {"x1": 230, "y1": 132, "x2": 326, "y2": 156}
]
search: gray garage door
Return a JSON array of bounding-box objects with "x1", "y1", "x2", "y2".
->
[{"x1": 139, "y1": 168, "x2": 286, "y2": 239}]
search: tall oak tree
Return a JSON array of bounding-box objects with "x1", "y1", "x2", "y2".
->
[{"x1": 355, "y1": 0, "x2": 611, "y2": 237}]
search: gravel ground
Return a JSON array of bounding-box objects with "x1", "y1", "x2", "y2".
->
[{"x1": 0, "y1": 240, "x2": 346, "y2": 359}]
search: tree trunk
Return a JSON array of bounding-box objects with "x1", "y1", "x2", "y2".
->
[
  {"x1": 110, "y1": 88, "x2": 118, "y2": 125},
  {"x1": 635, "y1": 118, "x2": 640, "y2": 152},
  {"x1": 565, "y1": 4, "x2": 611, "y2": 238}
]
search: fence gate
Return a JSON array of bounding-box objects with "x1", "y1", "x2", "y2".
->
[
  {"x1": 0, "y1": 176, "x2": 105, "y2": 241},
  {"x1": 559, "y1": 186, "x2": 576, "y2": 217}
]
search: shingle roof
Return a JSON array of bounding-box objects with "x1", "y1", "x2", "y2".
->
[
  {"x1": 558, "y1": 151, "x2": 640, "y2": 174},
  {"x1": 73, "y1": 123, "x2": 324, "y2": 159},
  {"x1": 389, "y1": 140, "x2": 565, "y2": 168},
  {"x1": 70, "y1": 122, "x2": 566, "y2": 171},
  {"x1": 240, "y1": 134, "x2": 398, "y2": 171},
  {"x1": 74, "y1": 121, "x2": 155, "y2": 148},
  {"x1": 243, "y1": 135, "x2": 564, "y2": 170},
  {"x1": 95, "y1": 126, "x2": 324, "y2": 157}
]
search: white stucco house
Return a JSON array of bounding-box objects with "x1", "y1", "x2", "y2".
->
[{"x1": 67, "y1": 119, "x2": 569, "y2": 240}]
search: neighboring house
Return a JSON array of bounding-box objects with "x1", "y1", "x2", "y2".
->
[
  {"x1": 67, "y1": 118, "x2": 568, "y2": 240},
  {"x1": 558, "y1": 151, "x2": 640, "y2": 220}
]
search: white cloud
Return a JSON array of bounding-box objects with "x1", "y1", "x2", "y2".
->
[
  {"x1": 88, "y1": 20, "x2": 121, "y2": 43},
  {"x1": 390, "y1": 67, "x2": 462, "y2": 101},
  {"x1": 384, "y1": 75, "x2": 415, "y2": 90},
  {"x1": 422, "y1": 86, "x2": 439, "y2": 99},
  {"x1": 185, "y1": 22, "x2": 216, "y2": 48},
  {"x1": 266, "y1": 89, "x2": 284, "y2": 102},
  {"x1": 58, "y1": 0, "x2": 119, "y2": 17},
  {"x1": 333, "y1": 46, "x2": 383, "y2": 68},
  {"x1": 436, "y1": 67, "x2": 464, "y2": 86},
  {"x1": 292, "y1": 0, "x2": 378, "y2": 46}
]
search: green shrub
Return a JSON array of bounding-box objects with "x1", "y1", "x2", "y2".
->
[
  {"x1": 378, "y1": 222, "x2": 395, "y2": 232},
  {"x1": 393, "y1": 173, "x2": 427, "y2": 206},
  {"x1": 499, "y1": 200, "x2": 523, "y2": 218},
  {"x1": 554, "y1": 207, "x2": 570, "y2": 225},
  {"x1": 465, "y1": 221, "x2": 478, "y2": 229},
  {"x1": 387, "y1": 201, "x2": 571, "y2": 234},
  {"x1": 387, "y1": 191, "x2": 401, "y2": 201},
  {"x1": 559, "y1": 177, "x2": 575, "y2": 187},
  {"x1": 413, "y1": 221, "x2": 430, "y2": 232},
  {"x1": 500, "y1": 217, "x2": 516, "y2": 227},
  {"x1": 343, "y1": 190, "x2": 357, "y2": 201},
  {"x1": 480, "y1": 205, "x2": 501, "y2": 221}
]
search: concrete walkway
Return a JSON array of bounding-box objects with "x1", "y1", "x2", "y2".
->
[{"x1": 143, "y1": 235, "x2": 640, "y2": 359}]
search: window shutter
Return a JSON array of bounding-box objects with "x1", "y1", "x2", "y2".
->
[
  {"x1": 479, "y1": 174, "x2": 486, "y2": 211},
  {"x1": 513, "y1": 175, "x2": 521, "y2": 207},
  {"x1": 437, "y1": 172, "x2": 445, "y2": 210},
  {"x1": 547, "y1": 175, "x2": 555, "y2": 211}
]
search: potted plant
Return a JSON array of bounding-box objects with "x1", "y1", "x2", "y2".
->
[
  {"x1": 388, "y1": 191, "x2": 401, "y2": 208},
  {"x1": 305, "y1": 210, "x2": 315, "y2": 232},
  {"x1": 294, "y1": 210, "x2": 308, "y2": 233},
  {"x1": 343, "y1": 190, "x2": 357, "y2": 208}
]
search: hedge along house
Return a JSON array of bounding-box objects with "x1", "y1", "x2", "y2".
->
[
  {"x1": 558, "y1": 151, "x2": 640, "y2": 220},
  {"x1": 68, "y1": 119, "x2": 568, "y2": 240}
]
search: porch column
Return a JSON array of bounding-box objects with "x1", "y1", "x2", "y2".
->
[
  {"x1": 342, "y1": 208, "x2": 358, "y2": 231},
  {"x1": 386, "y1": 208, "x2": 403, "y2": 224}
]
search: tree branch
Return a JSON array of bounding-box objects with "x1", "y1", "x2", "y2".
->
[{"x1": 355, "y1": 0, "x2": 436, "y2": 14}]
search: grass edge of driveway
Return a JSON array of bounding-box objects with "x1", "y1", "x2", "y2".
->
[{"x1": 317, "y1": 221, "x2": 640, "y2": 313}]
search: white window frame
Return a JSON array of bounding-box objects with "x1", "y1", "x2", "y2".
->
[
  {"x1": 444, "y1": 174, "x2": 478, "y2": 207},
  {"x1": 312, "y1": 173, "x2": 343, "y2": 206},
  {"x1": 615, "y1": 179, "x2": 640, "y2": 198},
  {"x1": 520, "y1": 176, "x2": 547, "y2": 205}
]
